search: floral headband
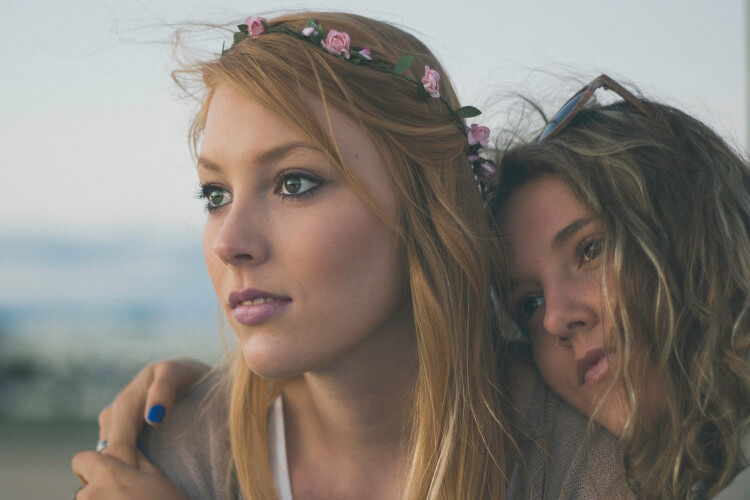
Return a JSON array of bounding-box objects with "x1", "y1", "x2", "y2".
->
[{"x1": 224, "y1": 16, "x2": 497, "y2": 183}]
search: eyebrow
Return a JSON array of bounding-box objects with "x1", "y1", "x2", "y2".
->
[
  {"x1": 551, "y1": 217, "x2": 594, "y2": 250},
  {"x1": 197, "y1": 141, "x2": 322, "y2": 172},
  {"x1": 507, "y1": 217, "x2": 595, "y2": 293}
]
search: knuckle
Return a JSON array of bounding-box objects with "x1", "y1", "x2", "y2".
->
[
  {"x1": 153, "y1": 377, "x2": 177, "y2": 397},
  {"x1": 103, "y1": 442, "x2": 125, "y2": 456},
  {"x1": 152, "y1": 359, "x2": 176, "y2": 381},
  {"x1": 103, "y1": 442, "x2": 137, "y2": 464},
  {"x1": 97, "y1": 459, "x2": 118, "y2": 479},
  {"x1": 77, "y1": 487, "x2": 96, "y2": 500},
  {"x1": 71, "y1": 450, "x2": 92, "y2": 468}
]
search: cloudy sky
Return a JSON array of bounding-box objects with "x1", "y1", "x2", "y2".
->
[{"x1": 1, "y1": 0, "x2": 746, "y2": 237}]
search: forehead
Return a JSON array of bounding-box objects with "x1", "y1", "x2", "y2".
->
[
  {"x1": 501, "y1": 176, "x2": 591, "y2": 259},
  {"x1": 201, "y1": 84, "x2": 397, "y2": 211},
  {"x1": 201, "y1": 85, "x2": 309, "y2": 157}
]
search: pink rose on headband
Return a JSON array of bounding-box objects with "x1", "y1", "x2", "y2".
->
[
  {"x1": 359, "y1": 48, "x2": 372, "y2": 60},
  {"x1": 321, "y1": 30, "x2": 351, "y2": 59},
  {"x1": 244, "y1": 16, "x2": 267, "y2": 38},
  {"x1": 467, "y1": 124, "x2": 490, "y2": 148},
  {"x1": 421, "y1": 66, "x2": 440, "y2": 98},
  {"x1": 480, "y1": 161, "x2": 497, "y2": 177}
]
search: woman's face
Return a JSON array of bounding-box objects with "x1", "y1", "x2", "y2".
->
[
  {"x1": 502, "y1": 176, "x2": 631, "y2": 435},
  {"x1": 198, "y1": 85, "x2": 411, "y2": 378}
]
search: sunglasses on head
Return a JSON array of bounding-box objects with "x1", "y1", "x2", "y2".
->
[{"x1": 537, "y1": 74, "x2": 653, "y2": 142}]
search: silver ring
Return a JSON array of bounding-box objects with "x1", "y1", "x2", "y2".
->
[{"x1": 96, "y1": 439, "x2": 108, "y2": 453}]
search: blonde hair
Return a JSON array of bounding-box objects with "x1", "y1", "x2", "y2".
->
[
  {"x1": 489, "y1": 99, "x2": 750, "y2": 498},
  {"x1": 175, "y1": 12, "x2": 514, "y2": 499}
]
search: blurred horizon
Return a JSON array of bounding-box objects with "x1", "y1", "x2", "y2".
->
[{"x1": 0, "y1": 229, "x2": 224, "y2": 420}]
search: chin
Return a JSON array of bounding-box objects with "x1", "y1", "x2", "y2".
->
[
  {"x1": 239, "y1": 339, "x2": 310, "y2": 379},
  {"x1": 590, "y1": 389, "x2": 629, "y2": 437}
]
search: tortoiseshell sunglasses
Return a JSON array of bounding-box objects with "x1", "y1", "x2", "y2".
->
[{"x1": 537, "y1": 74, "x2": 654, "y2": 141}]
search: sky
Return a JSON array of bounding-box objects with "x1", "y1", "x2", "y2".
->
[{"x1": 1, "y1": 0, "x2": 746, "y2": 237}]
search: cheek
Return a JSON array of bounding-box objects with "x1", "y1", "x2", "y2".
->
[
  {"x1": 532, "y1": 334, "x2": 570, "y2": 388},
  {"x1": 277, "y1": 195, "x2": 404, "y2": 317},
  {"x1": 202, "y1": 219, "x2": 224, "y2": 293}
]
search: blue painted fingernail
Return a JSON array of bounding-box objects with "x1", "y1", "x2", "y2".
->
[{"x1": 147, "y1": 404, "x2": 166, "y2": 423}]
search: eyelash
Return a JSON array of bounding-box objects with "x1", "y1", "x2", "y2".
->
[
  {"x1": 274, "y1": 169, "x2": 323, "y2": 201},
  {"x1": 195, "y1": 170, "x2": 324, "y2": 213},
  {"x1": 576, "y1": 235, "x2": 604, "y2": 267},
  {"x1": 514, "y1": 295, "x2": 544, "y2": 330},
  {"x1": 195, "y1": 183, "x2": 230, "y2": 213}
]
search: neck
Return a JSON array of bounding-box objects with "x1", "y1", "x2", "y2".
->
[{"x1": 282, "y1": 307, "x2": 417, "y2": 495}]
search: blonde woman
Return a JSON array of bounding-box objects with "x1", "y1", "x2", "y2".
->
[
  {"x1": 72, "y1": 11, "x2": 518, "y2": 499},
  {"x1": 489, "y1": 76, "x2": 750, "y2": 498}
]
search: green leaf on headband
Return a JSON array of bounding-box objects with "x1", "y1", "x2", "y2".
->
[
  {"x1": 455, "y1": 106, "x2": 482, "y2": 118},
  {"x1": 238, "y1": 24, "x2": 249, "y2": 34},
  {"x1": 305, "y1": 18, "x2": 317, "y2": 28},
  {"x1": 415, "y1": 84, "x2": 430, "y2": 102},
  {"x1": 393, "y1": 55, "x2": 415, "y2": 75},
  {"x1": 233, "y1": 31, "x2": 247, "y2": 45}
]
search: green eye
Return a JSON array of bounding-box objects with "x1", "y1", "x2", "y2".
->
[
  {"x1": 198, "y1": 184, "x2": 232, "y2": 211},
  {"x1": 277, "y1": 173, "x2": 321, "y2": 198},
  {"x1": 282, "y1": 177, "x2": 303, "y2": 194},
  {"x1": 209, "y1": 190, "x2": 226, "y2": 206}
]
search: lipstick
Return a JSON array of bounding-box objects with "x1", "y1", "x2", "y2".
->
[{"x1": 228, "y1": 288, "x2": 292, "y2": 325}]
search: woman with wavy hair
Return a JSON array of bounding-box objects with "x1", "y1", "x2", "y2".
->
[
  {"x1": 72, "y1": 11, "x2": 522, "y2": 499},
  {"x1": 488, "y1": 76, "x2": 750, "y2": 498}
]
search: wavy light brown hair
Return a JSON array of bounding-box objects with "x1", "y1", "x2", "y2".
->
[
  {"x1": 488, "y1": 98, "x2": 750, "y2": 498},
  {"x1": 175, "y1": 11, "x2": 515, "y2": 499}
]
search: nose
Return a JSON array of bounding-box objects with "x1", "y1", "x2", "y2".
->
[
  {"x1": 541, "y1": 278, "x2": 599, "y2": 342},
  {"x1": 209, "y1": 200, "x2": 269, "y2": 266}
]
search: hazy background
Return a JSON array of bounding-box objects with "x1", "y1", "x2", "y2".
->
[{"x1": 1, "y1": 0, "x2": 746, "y2": 497}]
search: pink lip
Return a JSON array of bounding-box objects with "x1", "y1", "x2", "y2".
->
[
  {"x1": 228, "y1": 288, "x2": 292, "y2": 325},
  {"x1": 576, "y1": 347, "x2": 612, "y2": 386}
]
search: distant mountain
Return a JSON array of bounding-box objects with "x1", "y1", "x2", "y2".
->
[{"x1": 0, "y1": 228, "x2": 216, "y2": 320}]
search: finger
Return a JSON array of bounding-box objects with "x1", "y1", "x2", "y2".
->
[
  {"x1": 71, "y1": 450, "x2": 110, "y2": 486},
  {"x1": 72, "y1": 450, "x2": 142, "y2": 496},
  {"x1": 97, "y1": 406, "x2": 111, "y2": 443},
  {"x1": 97, "y1": 365, "x2": 154, "y2": 446},
  {"x1": 102, "y1": 371, "x2": 154, "y2": 466},
  {"x1": 143, "y1": 379, "x2": 176, "y2": 426},
  {"x1": 72, "y1": 484, "x2": 85, "y2": 500},
  {"x1": 144, "y1": 359, "x2": 211, "y2": 426}
]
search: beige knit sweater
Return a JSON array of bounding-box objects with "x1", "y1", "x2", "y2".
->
[{"x1": 139, "y1": 361, "x2": 632, "y2": 499}]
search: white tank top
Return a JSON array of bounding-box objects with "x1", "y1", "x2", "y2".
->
[{"x1": 267, "y1": 397, "x2": 294, "y2": 500}]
